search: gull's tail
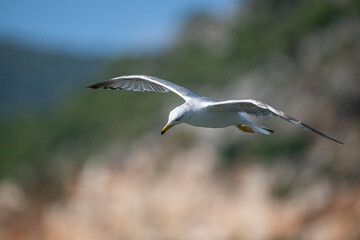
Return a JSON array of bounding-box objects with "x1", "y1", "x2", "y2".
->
[
  {"x1": 236, "y1": 123, "x2": 274, "y2": 135},
  {"x1": 252, "y1": 124, "x2": 275, "y2": 135},
  {"x1": 238, "y1": 113, "x2": 274, "y2": 135}
]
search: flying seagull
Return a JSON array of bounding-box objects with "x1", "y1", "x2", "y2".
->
[{"x1": 88, "y1": 75, "x2": 343, "y2": 144}]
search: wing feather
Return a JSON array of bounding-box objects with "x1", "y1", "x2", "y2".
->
[
  {"x1": 209, "y1": 99, "x2": 343, "y2": 144},
  {"x1": 87, "y1": 75, "x2": 200, "y2": 101}
]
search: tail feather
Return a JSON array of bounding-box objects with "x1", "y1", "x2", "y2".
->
[
  {"x1": 238, "y1": 113, "x2": 274, "y2": 135},
  {"x1": 251, "y1": 124, "x2": 274, "y2": 135},
  {"x1": 260, "y1": 126, "x2": 275, "y2": 134}
]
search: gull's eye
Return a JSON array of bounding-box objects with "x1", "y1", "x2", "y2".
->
[{"x1": 175, "y1": 118, "x2": 180, "y2": 122}]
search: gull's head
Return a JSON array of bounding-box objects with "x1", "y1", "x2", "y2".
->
[{"x1": 161, "y1": 105, "x2": 189, "y2": 135}]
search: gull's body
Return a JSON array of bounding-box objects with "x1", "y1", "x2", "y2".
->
[
  {"x1": 172, "y1": 97, "x2": 266, "y2": 132},
  {"x1": 186, "y1": 99, "x2": 240, "y2": 128},
  {"x1": 88, "y1": 75, "x2": 343, "y2": 144}
]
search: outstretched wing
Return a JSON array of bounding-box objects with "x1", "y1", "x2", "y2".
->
[
  {"x1": 209, "y1": 99, "x2": 343, "y2": 144},
  {"x1": 87, "y1": 75, "x2": 200, "y2": 101}
]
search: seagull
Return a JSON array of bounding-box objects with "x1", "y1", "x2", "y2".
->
[{"x1": 88, "y1": 75, "x2": 343, "y2": 144}]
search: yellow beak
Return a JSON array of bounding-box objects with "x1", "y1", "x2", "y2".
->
[{"x1": 161, "y1": 123, "x2": 173, "y2": 135}]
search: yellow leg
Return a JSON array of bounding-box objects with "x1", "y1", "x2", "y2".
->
[{"x1": 236, "y1": 124, "x2": 255, "y2": 133}]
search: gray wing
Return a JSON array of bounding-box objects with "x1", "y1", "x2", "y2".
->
[
  {"x1": 209, "y1": 99, "x2": 343, "y2": 144},
  {"x1": 87, "y1": 75, "x2": 200, "y2": 101}
]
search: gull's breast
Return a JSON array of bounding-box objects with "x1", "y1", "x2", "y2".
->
[{"x1": 186, "y1": 107, "x2": 240, "y2": 128}]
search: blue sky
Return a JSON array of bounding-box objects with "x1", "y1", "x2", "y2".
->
[{"x1": 0, "y1": 0, "x2": 239, "y2": 56}]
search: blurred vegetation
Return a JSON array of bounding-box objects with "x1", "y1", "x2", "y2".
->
[
  {"x1": 0, "y1": 0, "x2": 359, "y2": 192},
  {"x1": 0, "y1": 42, "x2": 104, "y2": 115},
  {"x1": 229, "y1": 0, "x2": 360, "y2": 66},
  {"x1": 218, "y1": 135, "x2": 308, "y2": 167}
]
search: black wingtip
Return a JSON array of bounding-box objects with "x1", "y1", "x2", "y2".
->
[
  {"x1": 86, "y1": 81, "x2": 107, "y2": 89},
  {"x1": 300, "y1": 122, "x2": 344, "y2": 145},
  {"x1": 333, "y1": 138, "x2": 344, "y2": 145},
  {"x1": 327, "y1": 138, "x2": 344, "y2": 145},
  {"x1": 280, "y1": 115, "x2": 344, "y2": 145}
]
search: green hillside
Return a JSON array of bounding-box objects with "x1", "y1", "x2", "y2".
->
[{"x1": 0, "y1": 42, "x2": 104, "y2": 115}]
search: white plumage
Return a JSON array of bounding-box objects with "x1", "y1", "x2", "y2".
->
[{"x1": 88, "y1": 75, "x2": 343, "y2": 144}]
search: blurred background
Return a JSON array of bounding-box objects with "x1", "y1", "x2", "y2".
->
[{"x1": 0, "y1": 0, "x2": 360, "y2": 239}]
